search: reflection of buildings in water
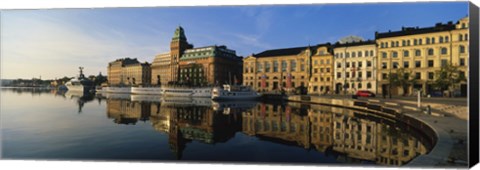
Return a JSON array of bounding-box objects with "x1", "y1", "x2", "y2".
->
[
  {"x1": 242, "y1": 103, "x2": 428, "y2": 166},
  {"x1": 65, "y1": 91, "x2": 95, "y2": 113},
  {"x1": 106, "y1": 99, "x2": 151, "y2": 125},
  {"x1": 332, "y1": 111, "x2": 428, "y2": 166},
  {"x1": 242, "y1": 102, "x2": 311, "y2": 149},
  {"x1": 147, "y1": 102, "x2": 243, "y2": 159}
]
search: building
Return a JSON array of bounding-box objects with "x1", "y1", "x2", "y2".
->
[
  {"x1": 243, "y1": 46, "x2": 315, "y2": 93},
  {"x1": 169, "y1": 26, "x2": 194, "y2": 83},
  {"x1": 309, "y1": 44, "x2": 334, "y2": 95},
  {"x1": 375, "y1": 17, "x2": 469, "y2": 96},
  {"x1": 333, "y1": 40, "x2": 377, "y2": 94},
  {"x1": 151, "y1": 52, "x2": 171, "y2": 85},
  {"x1": 107, "y1": 58, "x2": 140, "y2": 85},
  {"x1": 121, "y1": 62, "x2": 151, "y2": 86},
  {"x1": 178, "y1": 45, "x2": 243, "y2": 86}
]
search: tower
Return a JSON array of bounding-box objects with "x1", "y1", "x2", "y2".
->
[{"x1": 170, "y1": 26, "x2": 192, "y2": 83}]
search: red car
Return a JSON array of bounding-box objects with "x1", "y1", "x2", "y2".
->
[{"x1": 356, "y1": 90, "x2": 376, "y2": 97}]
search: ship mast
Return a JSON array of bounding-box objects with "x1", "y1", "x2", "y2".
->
[{"x1": 79, "y1": 67, "x2": 85, "y2": 79}]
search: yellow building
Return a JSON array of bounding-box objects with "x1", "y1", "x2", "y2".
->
[
  {"x1": 107, "y1": 58, "x2": 141, "y2": 85},
  {"x1": 376, "y1": 17, "x2": 469, "y2": 96},
  {"x1": 243, "y1": 46, "x2": 316, "y2": 93},
  {"x1": 151, "y1": 52, "x2": 171, "y2": 85},
  {"x1": 333, "y1": 40, "x2": 378, "y2": 94},
  {"x1": 121, "y1": 62, "x2": 151, "y2": 86},
  {"x1": 309, "y1": 44, "x2": 334, "y2": 95}
]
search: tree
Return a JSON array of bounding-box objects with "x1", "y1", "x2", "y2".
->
[
  {"x1": 388, "y1": 68, "x2": 416, "y2": 96},
  {"x1": 431, "y1": 63, "x2": 466, "y2": 97}
]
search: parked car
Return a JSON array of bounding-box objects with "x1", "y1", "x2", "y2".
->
[{"x1": 356, "y1": 90, "x2": 376, "y2": 97}]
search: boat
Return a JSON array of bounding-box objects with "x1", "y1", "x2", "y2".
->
[
  {"x1": 131, "y1": 86, "x2": 163, "y2": 95},
  {"x1": 131, "y1": 94, "x2": 162, "y2": 103},
  {"x1": 105, "y1": 86, "x2": 131, "y2": 94},
  {"x1": 65, "y1": 67, "x2": 94, "y2": 93},
  {"x1": 161, "y1": 86, "x2": 212, "y2": 97},
  {"x1": 211, "y1": 84, "x2": 261, "y2": 100}
]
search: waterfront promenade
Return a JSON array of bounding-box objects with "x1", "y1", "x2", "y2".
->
[{"x1": 286, "y1": 95, "x2": 468, "y2": 167}]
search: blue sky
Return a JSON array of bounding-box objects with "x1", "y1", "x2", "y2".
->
[{"x1": 1, "y1": 2, "x2": 468, "y2": 79}]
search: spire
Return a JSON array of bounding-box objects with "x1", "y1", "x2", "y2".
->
[{"x1": 172, "y1": 26, "x2": 187, "y2": 41}]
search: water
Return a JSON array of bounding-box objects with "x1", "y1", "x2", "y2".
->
[{"x1": 0, "y1": 88, "x2": 430, "y2": 166}]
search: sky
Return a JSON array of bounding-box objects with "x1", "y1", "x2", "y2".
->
[{"x1": 0, "y1": 2, "x2": 468, "y2": 80}]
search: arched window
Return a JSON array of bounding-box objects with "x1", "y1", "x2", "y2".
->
[
  {"x1": 459, "y1": 34, "x2": 463, "y2": 41},
  {"x1": 428, "y1": 49, "x2": 434, "y2": 56},
  {"x1": 426, "y1": 37, "x2": 430, "y2": 44},
  {"x1": 392, "y1": 51, "x2": 398, "y2": 58},
  {"x1": 404, "y1": 50, "x2": 409, "y2": 57},
  {"x1": 367, "y1": 83, "x2": 372, "y2": 89},
  {"x1": 415, "y1": 50, "x2": 421, "y2": 56},
  {"x1": 441, "y1": 48, "x2": 448, "y2": 55},
  {"x1": 439, "y1": 36, "x2": 444, "y2": 43},
  {"x1": 465, "y1": 34, "x2": 468, "y2": 41},
  {"x1": 358, "y1": 83, "x2": 362, "y2": 89},
  {"x1": 370, "y1": 50, "x2": 374, "y2": 56},
  {"x1": 445, "y1": 36, "x2": 449, "y2": 42}
]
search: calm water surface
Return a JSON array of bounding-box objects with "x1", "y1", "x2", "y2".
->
[{"x1": 1, "y1": 88, "x2": 431, "y2": 166}]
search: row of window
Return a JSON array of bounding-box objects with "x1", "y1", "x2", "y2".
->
[
  {"x1": 380, "y1": 45, "x2": 466, "y2": 58},
  {"x1": 245, "y1": 60, "x2": 306, "y2": 73},
  {"x1": 312, "y1": 77, "x2": 331, "y2": 82},
  {"x1": 335, "y1": 50, "x2": 375, "y2": 58},
  {"x1": 336, "y1": 71, "x2": 374, "y2": 79},
  {"x1": 313, "y1": 68, "x2": 331, "y2": 73},
  {"x1": 379, "y1": 33, "x2": 468, "y2": 48},
  {"x1": 380, "y1": 71, "x2": 466, "y2": 80},
  {"x1": 381, "y1": 58, "x2": 466, "y2": 69},
  {"x1": 337, "y1": 61, "x2": 373, "y2": 68}
]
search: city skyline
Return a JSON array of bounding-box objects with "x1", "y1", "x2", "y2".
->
[{"x1": 1, "y1": 2, "x2": 468, "y2": 80}]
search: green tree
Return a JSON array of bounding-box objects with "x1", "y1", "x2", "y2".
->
[
  {"x1": 388, "y1": 68, "x2": 416, "y2": 96},
  {"x1": 431, "y1": 63, "x2": 466, "y2": 97}
]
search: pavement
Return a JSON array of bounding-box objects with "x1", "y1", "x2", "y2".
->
[{"x1": 289, "y1": 94, "x2": 469, "y2": 167}]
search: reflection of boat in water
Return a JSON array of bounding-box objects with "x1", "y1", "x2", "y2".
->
[
  {"x1": 161, "y1": 97, "x2": 212, "y2": 106},
  {"x1": 211, "y1": 85, "x2": 261, "y2": 100},
  {"x1": 211, "y1": 100, "x2": 258, "y2": 114},
  {"x1": 65, "y1": 67, "x2": 94, "y2": 93},
  {"x1": 131, "y1": 94, "x2": 162, "y2": 103},
  {"x1": 64, "y1": 90, "x2": 95, "y2": 113},
  {"x1": 162, "y1": 86, "x2": 211, "y2": 97},
  {"x1": 131, "y1": 86, "x2": 163, "y2": 95},
  {"x1": 99, "y1": 92, "x2": 131, "y2": 100}
]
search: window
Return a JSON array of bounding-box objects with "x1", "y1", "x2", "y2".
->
[
  {"x1": 314, "y1": 68, "x2": 318, "y2": 73},
  {"x1": 257, "y1": 63, "x2": 263, "y2": 72},
  {"x1": 352, "y1": 52, "x2": 356, "y2": 57},
  {"x1": 337, "y1": 72, "x2": 342, "y2": 78},
  {"x1": 382, "y1": 62, "x2": 387, "y2": 69},
  {"x1": 339, "y1": 53, "x2": 343, "y2": 58},
  {"x1": 393, "y1": 62, "x2": 399, "y2": 68},
  {"x1": 300, "y1": 63, "x2": 305, "y2": 71},
  {"x1": 428, "y1": 60, "x2": 434, "y2": 67},
  {"x1": 396, "y1": 41, "x2": 399, "y2": 47},
  {"x1": 407, "y1": 40, "x2": 411, "y2": 46},
  {"x1": 426, "y1": 37, "x2": 430, "y2": 44},
  {"x1": 446, "y1": 36, "x2": 449, "y2": 42},
  {"x1": 428, "y1": 49, "x2": 434, "y2": 55},
  {"x1": 281, "y1": 61, "x2": 287, "y2": 71},
  {"x1": 370, "y1": 50, "x2": 374, "y2": 56},
  {"x1": 290, "y1": 60, "x2": 296, "y2": 72},
  {"x1": 320, "y1": 60, "x2": 324, "y2": 64},
  {"x1": 358, "y1": 83, "x2": 362, "y2": 89},
  {"x1": 265, "y1": 62, "x2": 271, "y2": 72},
  {"x1": 358, "y1": 72, "x2": 362, "y2": 78},
  {"x1": 367, "y1": 61, "x2": 372, "y2": 67},
  {"x1": 404, "y1": 61, "x2": 409, "y2": 68},
  {"x1": 402, "y1": 40, "x2": 406, "y2": 46},
  {"x1": 432, "y1": 37, "x2": 435, "y2": 44},
  {"x1": 346, "y1": 62, "x2": 350, "y2": 68},
  {"x1": 404, "y1": 50, "x2": 409, "y2": 57},
  {"x1": 391, "y1": 41, "x2": 395, "y2": 47},
  {"x1": 352, "y1": 62, "x2": 356, "y2": 68},
  {"x1": 273, "y1": 61, "x2": 279, "y2": 72},
  {"x1": 326, "y1": 68, "x2": 330, "y2": 72},
  {"x1": 441, "y1": 48, "x2": 448, "y2": 55},
  {"x1": 358, "y1": 61, "x2": 362, "y2": 68},
  {"x1": 346, "y1": 52, "x2": 350, "y2": 58},
  {"x1": 367, "y1": 71, "x2": 372, "y2": 78},
  {"x1": 346, "y1": 72, "x2": 350, "y2": 78},
  {"x1": 337, "y1": 62, "x2": 341, "y2": 68},
  {"x1": 415, "y1": 72, "x2": 421, "y2": 79},
  {"x1": 365, "y1": 50, "x2": 369, "y2": 57},
  {"x1": 367, "y1": 83, "x2": 372, "y2": 89},
  {"x1": 441, "y1": 59, "x2": 448, "y2": 67},
  {"x1": 392, "y1": 51, "x2": 398, "y2": 58},
  {"x1": 465, "y1": 34, "x2": 468, "y2": 41},
  {"x1": 428, "y1": 72, "x2": 434, "y2": 80},
  {"x1": 358, "y1": 51, "x2": 362, "y2": 57},
  {"x1": 460, "y1": 58, "x2": 465, "y2": 66},
  {"x1": 419, "y1": 39, "x2": 423, "y2": 45},
  {"x1": 415, "y1": 50, "x2": 421, "y2": 56},
  {"x1": 459, "y1": 34, "x2": 463, "y2": 41},
  {"x1": 382, "y1": 73, "x2": 388, "y2": 80},
  {"x1": 460, "y1": 45, "x2": 466, "y2": 53},
  {"x1": 382, "y1": 52, "x2": 387, "y2": 58},
  {"x1": 439, "y1": 36, "x2": 444, "y2": 43},
  {"x1": 414, "y1": 39, "x2": 418, "y2": 45},
  {"x1": 462, "y1": 23, "x2": 466, "y2": 28},
  {"x1": 415, "y1": 61, "x2": 421, "y2": 68}
]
